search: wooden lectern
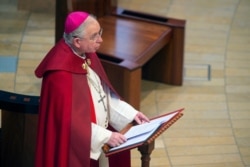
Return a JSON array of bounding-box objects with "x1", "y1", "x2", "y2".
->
[
  {"x1": 56, "y1": 0, "x2": 186, "y2": 110},
  {"x1": 103, "y1": 109, "x2": 184, "y2": 167}
]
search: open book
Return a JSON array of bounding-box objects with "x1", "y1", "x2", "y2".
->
[{"x1": 102, "y1": 108, "x2": 184, "y2": 156}]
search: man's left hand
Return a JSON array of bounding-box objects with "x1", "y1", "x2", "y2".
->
[{"x1": 134, "y1": 112, "x2": 150, "y2": 124}]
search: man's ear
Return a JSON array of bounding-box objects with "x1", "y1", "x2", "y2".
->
[{"x1": 72, "y1": 38, "x2": 81, "y2": 48}]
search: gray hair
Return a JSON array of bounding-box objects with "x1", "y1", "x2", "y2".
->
[{"x1": 63, "y1": 14, "x2": 96, "y2": 45}]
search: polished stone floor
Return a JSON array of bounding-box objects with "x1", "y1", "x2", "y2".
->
[{"x1": 0, "y1": 0, "x2": 250, "y2": 166}]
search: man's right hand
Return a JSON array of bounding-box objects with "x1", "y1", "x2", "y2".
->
[{"x1": 107, "y1": 132, "x2": 127, "y2": 147}]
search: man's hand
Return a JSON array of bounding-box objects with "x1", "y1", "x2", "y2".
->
[
  {"x1": 134, "y1": 112, "x2": 150, "y2": 124},
  {"x1": 107, "y1": 132, "x2": 127, "y2": 147}
]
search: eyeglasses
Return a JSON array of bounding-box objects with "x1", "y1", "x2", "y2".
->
[
  {"x1": 74, "y1": 28, "x2": 103, "y2": 42},
  {"x1": 89, "y1": 28, "x2": 103, "y2": 41}
]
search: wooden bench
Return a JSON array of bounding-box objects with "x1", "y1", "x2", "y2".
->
[
  {"x1": 56, "y1": 0, "x2": 186, "y2": 109},
  {"x1": 0, "y1": 90, "x2": 39, "y2": 167}
]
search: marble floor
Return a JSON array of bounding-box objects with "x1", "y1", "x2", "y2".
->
[{"x1": 0, "y1": 0, "x2": 250, "y2": 166}]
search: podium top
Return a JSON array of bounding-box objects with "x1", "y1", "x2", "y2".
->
[{"x1": 97, "y1": 15, "x2": 172, "y2": 70}]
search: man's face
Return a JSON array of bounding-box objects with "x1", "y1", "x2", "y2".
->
[{"x1": 74, "y1": 19, "x2": 103, "y2": 53}]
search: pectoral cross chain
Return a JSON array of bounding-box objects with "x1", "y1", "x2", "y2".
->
[{"x1": 98, "y1": 93, "x2": 107, "y2": 111}]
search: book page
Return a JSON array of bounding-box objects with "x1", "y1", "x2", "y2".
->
[
  {"x1": 109, "y1": 111, "x2": 179, "y2": 152},
  {"x1": 110, "y1": 125, "x2": 159, "y2": 151},
  {"x1": 124, "y1": 121, "x2": 160, "y2": 139},
  {"x1": 125, "y1": 111, "x2": 178, "y2": 139}
]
